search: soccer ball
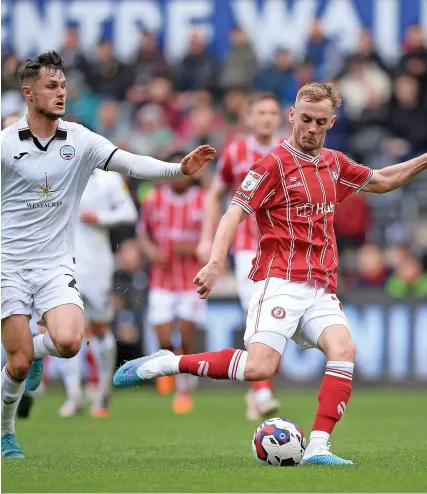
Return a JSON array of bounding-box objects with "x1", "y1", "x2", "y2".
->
[{"x1": 252, "y1": 417, "x2": 306, "y2": 466}]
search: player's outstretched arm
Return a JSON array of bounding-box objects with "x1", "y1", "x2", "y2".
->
[
  {"x1": 107, "y1": 145, "x2": 216, "y2": 179},
  {"x1": 194, "y1": 204, "x2": 248, "y2": 299},
  {"x1": 363, "y1": 152, "x2": 427, "y2": 194}
]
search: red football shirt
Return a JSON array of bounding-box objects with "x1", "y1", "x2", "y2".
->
[
  {"x1": 138, "y1": 185, "x2": 205, "y2": 291},
  {"x1": 231, "y1": 141, "x2": 374, "y2": 293},
  {"x1": 217, "y1": 134, "x2": 283, "y2": 253}
]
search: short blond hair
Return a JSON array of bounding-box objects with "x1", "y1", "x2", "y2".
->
[{"x1": 296, "y1": 82, "x2": 342, "y2": 108}]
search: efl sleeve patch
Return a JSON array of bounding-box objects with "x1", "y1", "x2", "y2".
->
[{"x1": 241, "y1": 171, "x2": 263, "y2": 192}]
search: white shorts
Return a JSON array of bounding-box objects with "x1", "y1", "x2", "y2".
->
[
  {"x1": 234, "y1": 250, "x2": 256, "y2": 312},
  {"x1": 147, "y1": 289, "x2": 206, "y2": 327},
  {"x1": 79, "y1": 277, "x2": 113, "y2": 324},
  {"x1": 244, "y1": 278, "x2": 348, "y2": 355},
  {"x1": 1, "y1": 266, "x2": 84, "y2": 321}
]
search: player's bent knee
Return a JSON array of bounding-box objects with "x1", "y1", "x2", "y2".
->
[
  {"x1": 55, "y1": 335, "x2": 82, "y2": 358},
  {"x1": 7, "y1": 352, "x2": 32, "y2": 380},
  {"x1": 329, "y1": 340, "x2": 356, "y2": 363}
]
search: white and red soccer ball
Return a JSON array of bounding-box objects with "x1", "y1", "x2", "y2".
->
[{"x1": 252, "y1": 417, "x2": 306, "y2": 466}]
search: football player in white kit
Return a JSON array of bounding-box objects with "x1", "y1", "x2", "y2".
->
[
  {"x1": 59, "y1": 170, "x2": 138, "y2": 418},
  {"x1": 1, "y1": 51, "x2": 215, "y2": 458}
]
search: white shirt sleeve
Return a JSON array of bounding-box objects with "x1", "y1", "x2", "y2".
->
[
  {"x1": 83, "y1": 127, "x2": 118, "y2": 171},
  {"x1": 96, "y1": 174, "x2": 138, "y2": 227},
  {"x1": 106, "y1": 149, "x2": 184, "y2": 179}
]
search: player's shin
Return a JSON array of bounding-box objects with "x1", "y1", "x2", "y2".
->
[
  {"x1": 1, "y1": 366, "x2": 26, "y2": 435},
  {"x1": 33, "y1": 332, "x2": 63, "y2": 358},
  {"x1": 304, "y1": 361, "x2": 354, "y2": 457},
  {"x1": 61, "y1": 353, "x2": 83, "y2": 402},
  {"x1": 89, "y1": 330, "x2": 116, "y2": 408},
  {"x1": 179, "y1": 348, "x2": 248, "y2": 380}
]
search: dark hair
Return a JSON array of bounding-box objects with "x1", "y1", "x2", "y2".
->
[
  {"x1": 18, "y1": 50, "x2": 64, "y2": 86},
  {"x1": 247, "y1": 92, "x2": 280, "y2": 107}
]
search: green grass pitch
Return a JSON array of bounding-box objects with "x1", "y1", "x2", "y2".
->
[{"x1": 2, "y1": 387, "x2": 426, "y2": 492}]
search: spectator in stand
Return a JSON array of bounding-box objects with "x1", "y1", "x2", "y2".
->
[
  {"x1": 175, "y1": 31, "x2": 217, "y2": 93},
  {"x1": 306, "y1": 19, "x2": 332, "y2": 80},
  {"x1": 145, "y1": 76, "x2": 181, "y2": 131},
  {"x1": 64, "y1": 71, "x2": 99, "y2": 129},
  {"x1": 221, "y1": 88, "x2": 248, "y2": 145},
  {"x1": 86, "y1": 38, "x2": 133, "y2": 100},
  {"x1": 338, "y1": 29, "x2": 389, "y2": 78},
  {"x1": 1, "y1": 52, "x2": 21, "y2": 93},
  {"x1": 383, "y1": 73, "x2": 427, "y2": 160},
  {"x1": 338, "y1": 56, "x2": 391, "y2": 121},
  {"x1": 399, "y1": 25, "x2": 427, "y2": 96},
  {"x1": 96, "y1": 99, "x2": 129, "y2": 143},
  {"x1": 352, "y1": 243, "x2": 390, "y2": 289},
  {"x1": 349, "y1": 90, "x2": 389, "y2": 164},
  {"x1": 282, "y1": 58, "x2": 316, "y2": 106},
  {"x1": 252, "y1": 48, "x2": 294, "y2": 101},
  {"x1": 176, "y1": 106, "x2": 225, "y2": 154},
  {"x1": 386, "y1": 256, "x2": 427, "y2": 298},
  {"x1": 58, "y1": 25, "x2": 90, "y2": 81},
  {"x1": 127, "y1": 103, "x2": 174, "y2": 158},
  {"x1": 219, "y1": 27, "x2": 258, "y2": 91},
  {"x1": 131, "y1": 30, "x2": 169, "y2": 86}
]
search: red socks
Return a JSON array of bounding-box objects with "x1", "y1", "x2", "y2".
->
[
  {"x1": 251, "y1": 378, "x2": 274, "y2": 392},
  {"x1": 312, "y1": 361, "x2": 354, "y2": 434},
  {"x1": 179, "y1": 348, "x2": 248, "y2": 380}
]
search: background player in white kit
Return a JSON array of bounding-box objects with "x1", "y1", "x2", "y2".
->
[
  {"x1": 1, "y1": 51, "x2": 215, "y2": 459},
  {"x1": 197, "y1": 93, "x2": 282, "y2": 420},
  {"x1": 59, "y1": 169, "x2": 138, "y2": 419}
]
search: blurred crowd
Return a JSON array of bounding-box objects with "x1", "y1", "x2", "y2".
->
[{"x1": 2, "y1": 21, "x2": 427, "y2": 319}]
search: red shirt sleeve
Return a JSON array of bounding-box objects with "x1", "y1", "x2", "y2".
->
[
  {"x1": 216, "y1": 147, "x2": 233, "y2": 186},
  {"x1": 336, "y1": 151, "x2": 374, "y2": 203},
  {"x1": 231, "y1": 155, "x2": 279, "y2": 214}
]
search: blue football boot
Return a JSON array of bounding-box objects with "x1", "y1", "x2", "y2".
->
[
  {"x1": 1, "y1": 433, "x2": 24, "y2": 459},
  {"x1": 113, "y1": 350, "x2": 175, "y2": 388},
  {"x1": 301, "y1": 443, "x2": 354, "y2": 466}
]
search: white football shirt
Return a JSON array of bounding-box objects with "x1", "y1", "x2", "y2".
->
[
  {"x1": 1, "y1": 116, "x2": 118, "y2": 271},
  {"x1": 75, "y1": 169, "x2": 137, "y2": 285}
]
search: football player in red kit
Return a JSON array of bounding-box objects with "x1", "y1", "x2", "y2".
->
[
  {"x1": 138, "y1": 152, "x2": 206, "y2": 414},
  {"x1": 115, "y1": 82, "x2": 427, "y2": 465}
]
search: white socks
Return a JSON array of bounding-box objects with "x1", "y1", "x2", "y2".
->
[
  {"x1": 304, "y1": 431, "x2": 331, "y2": 458},
  {"x1": 228, "y1": 350, "x2": 248, "y2": 381},
  {"x1": 175, "y1": 374, "x2": 198, "y2": 394},
  {"x1": 253, "y1": 387, "x2": 273, "y2": 405},
  {"x1": 33, "y1": 332, "x2": 62, "y2": 358},
  {"x1": 61, "y1": 353, "x2": 83, "y2": 402},
  {"x1": 1, "y1": 366, "x2": 25, "y2": 435},
  {"x1": 89, "y1": 330, "x2": 117, "y2": 407}
]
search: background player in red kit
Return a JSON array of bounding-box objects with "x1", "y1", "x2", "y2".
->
[
  {"x1": 115, "y1": 82, "x2": 427, "y2": 465},
  {"x1": 197, "y1": 93, "x2": 282, "y2": 421},
  {"x1": 138, "y1": 152, "x2": 206, "y2": 414}
]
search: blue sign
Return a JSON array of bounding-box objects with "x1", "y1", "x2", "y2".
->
[
  {"x1": 143, "y1": 299, "x2": 427, "y2": 382},
  {"x1": 2, "y1": 0, "x2": 427, "y2": 63}
]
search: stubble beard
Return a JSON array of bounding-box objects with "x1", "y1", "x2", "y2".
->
[{"x1": 35, "y1": 100, "x2": 65, "y2": 121}]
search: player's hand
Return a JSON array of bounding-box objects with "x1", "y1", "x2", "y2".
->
[
  {"x1": 196, "y1": 239, "x2": 212, "y2": 265},
  {"x1": 80, "y1": 210, "x2": 99, "y2": 224},
  {"x1": 193, "y1": 261, "x2": 221, "y2": 299},
  {"x1": 180, "y1": 145, "x2": 216, "y2": 176}
]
